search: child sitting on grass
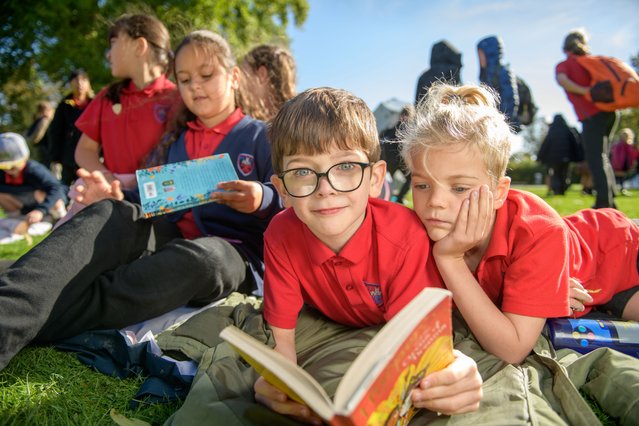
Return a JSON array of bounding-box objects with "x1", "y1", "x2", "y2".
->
[
  {"x1": 400, "y1": 83, "x2": 639, "y2": 364},
  {"x1": 0, "y1": 132, "x2": 67, "y2": 239},
  {"x1": 255, "y1": 87, "x2": 483, "y2": 423}
]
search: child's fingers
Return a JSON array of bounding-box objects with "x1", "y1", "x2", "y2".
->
[
  {"x1": 477, "y1": 185, "x2": 493, "y2": 238},
  {"x1": 465, "y1": 189, "x2": 480, "y2": 235},
  {"x1": 454, "y1": 198, "x2": 470, "y2": 237}
]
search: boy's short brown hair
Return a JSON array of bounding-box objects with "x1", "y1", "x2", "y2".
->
[{"x1": 268, "y1": 87, "x2": 380, "y2": 174}]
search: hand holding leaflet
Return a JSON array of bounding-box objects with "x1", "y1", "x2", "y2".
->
[{"x1": 136, "y1": 153, "x2": 239, "y2": 217}]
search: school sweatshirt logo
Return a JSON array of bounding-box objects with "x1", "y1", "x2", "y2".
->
[
  {"x1": 237, "y1": 153, "x2": 255, "y2": 176},
  {"x1": 364, "y1": 282, "x2": 384, "y2": 309},
  {"x1": 153, "y1": 104, "x2": 170, "y2": 123}
]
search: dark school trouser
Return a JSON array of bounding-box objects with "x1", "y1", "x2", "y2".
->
[
  {"x1": 0, "y1": 199, "x2": 249, "y2": 371},
  {"x1": 581, "y1": 111, "x2": 618, "y2": 208}
]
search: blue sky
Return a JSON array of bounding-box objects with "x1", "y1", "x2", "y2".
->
[{"x1": 287, "y1": 0, "x2": 639, "y2": 129}]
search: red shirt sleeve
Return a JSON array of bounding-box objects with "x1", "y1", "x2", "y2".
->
[{"x1": 75, "y1": 88, "x2": 108, "y2": 143}]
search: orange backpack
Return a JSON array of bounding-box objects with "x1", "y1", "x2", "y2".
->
[{"x1": 574, "y1": 55, "x2": 639, "y2": 111}]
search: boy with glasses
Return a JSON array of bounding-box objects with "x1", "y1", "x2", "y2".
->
[{"x1": 254, "y1": 87, "x2": 483, "y2": 422}]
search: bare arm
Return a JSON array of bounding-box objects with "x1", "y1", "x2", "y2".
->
[
  {"x1": 254, "y1": 326, "x2": 321, "y2": 424},
  {"x1": 433, "y1": 186, "x2": 545, "y2": 364},
  {"x1": 556, "y1": 72, "x2": 589, "y2": 96},
  {"x1": 75, "y1": 133, "x2": 111, "y2": 174}
]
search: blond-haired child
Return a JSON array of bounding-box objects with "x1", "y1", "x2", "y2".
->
[{"x1": 401, "y1": 83, "x2": 639, "y2": 364}]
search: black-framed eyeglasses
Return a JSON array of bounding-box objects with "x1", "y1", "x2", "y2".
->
[{"x1": 278, "y1": 161, "x2": 374, "y2": 198}]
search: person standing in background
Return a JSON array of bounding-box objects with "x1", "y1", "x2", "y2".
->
[
  {"x1": 415, "y1": 39, "x2": 462, "y2": 105},
  {"x1": 24, "y1": 101, "x2": 54, "y2": 168},
  {"x1": 48, "y1": 69, "x2": 94, "y2": 186},
  {"x1": 556, "y1": 29, "x2": 618, "y2": 208},
  {"x1": 477, "y1": 35, "x2": 519, "y2": 130}
]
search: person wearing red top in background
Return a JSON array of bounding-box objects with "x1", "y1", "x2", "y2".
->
[
  {"x1": 48, "y1": 69, "x2": 95, "y2": 186},
  {"x1": 401, "y1": 82, "x2": 639, "y2": 365},
  {"x1": 55, "y1": 14, "x2": 178, "y2": 228},
  {"x1": 555, "y1": 29, "x2": 618, "y2": 209}
]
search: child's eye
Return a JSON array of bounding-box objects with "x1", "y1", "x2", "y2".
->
[
  {"x1": 452, "y1": 186, "x2": 470, "y2": 194},
  {"x1": 292, "y1": 168, "x2": 313, "y2": 178},
  {"x1": 201, "y1": 74, "x2": 212, "y2": 80},
  {"x1": 335, "y1": 162, "x2": 356, "y2": 172},
  {"x1": 179, "y1": 78, "x2": 190, "y2": 85},
  {"x1": 413, "y1": 183, "x2": 430, "y2": 191}
]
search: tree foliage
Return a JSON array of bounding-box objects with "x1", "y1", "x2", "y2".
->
[{"x1": 0, "y1": 0, "x2": 308, "y2": 132}]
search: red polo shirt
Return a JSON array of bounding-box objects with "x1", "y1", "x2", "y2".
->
[
  {"x1": 565, "y1": 208, "x2": 639, "y2": 316},
  {"x1": 477, "y1": 189, "x2": 639, "y2": 318},
  {"x1": 75, "y1": 75, "x2": 177, "y2": 173},
  {"x1": 263, "y1": 198, "x2": 443, "y2": 329},
  {"x1": 476, "y1": 189, "x2": 571, "y2": 318},
  {"x1": 556, "y1": 54, "x2": 601, "y2": 121}
]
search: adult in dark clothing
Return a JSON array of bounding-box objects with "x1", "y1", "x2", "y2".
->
[
  {"x1": 415, "y1": 40, "x2": 462, "y2": 104},
  {"x1": 556, "y1": 29, "x2": 618, "y2": 209},
  {"x1": 537, "y1": 114, "x2": 581, "y2": 195},
  {"x1": 380, "y1": 105, "x2": 414, "y2": 203},
  {"x1": 48, "y1": 69, "x2": 94, "y2": 186},
  {"x1": 477, "y1": 35, "x2": 519, "y2": 129},
  {"x1": 25, "y1": 101, "x2": 54, "y2": 167}
]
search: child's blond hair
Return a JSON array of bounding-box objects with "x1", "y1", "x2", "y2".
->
[
  {"x1": 269, "y1": 87, "x2": 380, "y2": 174},
  {"x1": 399, "y1": 83, "x2": 513, "y2": 186}
]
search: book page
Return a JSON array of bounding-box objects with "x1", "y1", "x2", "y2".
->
[{"x1": 136, "y1": 153, "x2": 239, "y2": 217}]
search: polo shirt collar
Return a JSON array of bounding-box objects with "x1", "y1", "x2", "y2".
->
[
  {"x1": 302, "y1": 202, "x2": 373, "y2": 265},
  {"x1": 186, "y1": 108, "x2": 245, "y2": 135},
  {"x1": 123, "y1": 75, "x2": 171, "y2": 97}
]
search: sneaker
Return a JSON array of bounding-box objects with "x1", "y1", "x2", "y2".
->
[
  {"x1": 27, "y1": 221, "x2": 53, "y2": 236},
  {"x1": 0, "y1": 234, "x2": 24, "y2": 245}
]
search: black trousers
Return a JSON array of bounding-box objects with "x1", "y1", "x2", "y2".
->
[
  {"x1": 581, "y1": 111, "x2": 618, "y2": 208},
  {"x1": 0, "y1": 199, "x2": 250, "y2": 371}
]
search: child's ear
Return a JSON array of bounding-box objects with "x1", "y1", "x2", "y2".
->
[
  {"x1": 368, "y1": 160, "x2": 387, "y2": 198},
  {"x1": 135, "y1": 37, "x2": 149, "y2": 57},
  {"x1": 230, "y1": 66, "x2": 241, "y2": 91},
  {"x1": 271, "y1": 174, "x2": 291, "y2": 207},
  {"x1": 493, "y1": 176, "x2": 511, "y2": 208}
]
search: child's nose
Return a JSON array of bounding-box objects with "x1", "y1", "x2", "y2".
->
[
  {"x1": 315, "y1": 174, "x2": 335, "y2": 196},
  {"x1": 428, "y1": 187, "x2": 447, "y2": 207}
]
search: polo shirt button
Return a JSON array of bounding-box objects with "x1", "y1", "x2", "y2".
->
[
  {"x1": 334, "y1": 260, "x2": 343, "y2": 266},
  {"x1": 346, "y1": 284, "x2": 354, "y2": 290}
]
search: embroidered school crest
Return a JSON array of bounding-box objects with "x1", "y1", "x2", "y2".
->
[
  {"x1": 153, "y1": 104, "x2": 170, "y2": 123},
  {"x1": 364, "y1": 282, "x2": 384, "y2": 309},
  {"x1": 237, "y1": 154, "x2": 255, "y2": 176}
]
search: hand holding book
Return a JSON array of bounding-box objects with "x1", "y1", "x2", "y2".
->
[
  {"x1": 220, "y1": 288, "x2": 484, "y2": 425},
  {"x1": 211, "y1": 180, "x2": 265, "y2": 214}
]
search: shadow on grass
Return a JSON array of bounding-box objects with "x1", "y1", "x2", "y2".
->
[{"x1": 0, "y1": 346, "x2": 181, "y2": 425}]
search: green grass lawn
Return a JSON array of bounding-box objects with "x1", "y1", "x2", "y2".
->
[{"x1": 1, "y1": 185, "x2": 633, "y2": 425}]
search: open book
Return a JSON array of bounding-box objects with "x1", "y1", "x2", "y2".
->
[
  {"x1": 136, "y1": 153, "x2": 238, "y2": 217},
  {"x1": 219, "y1": 288, "x2": 454, "y2": 426}
]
